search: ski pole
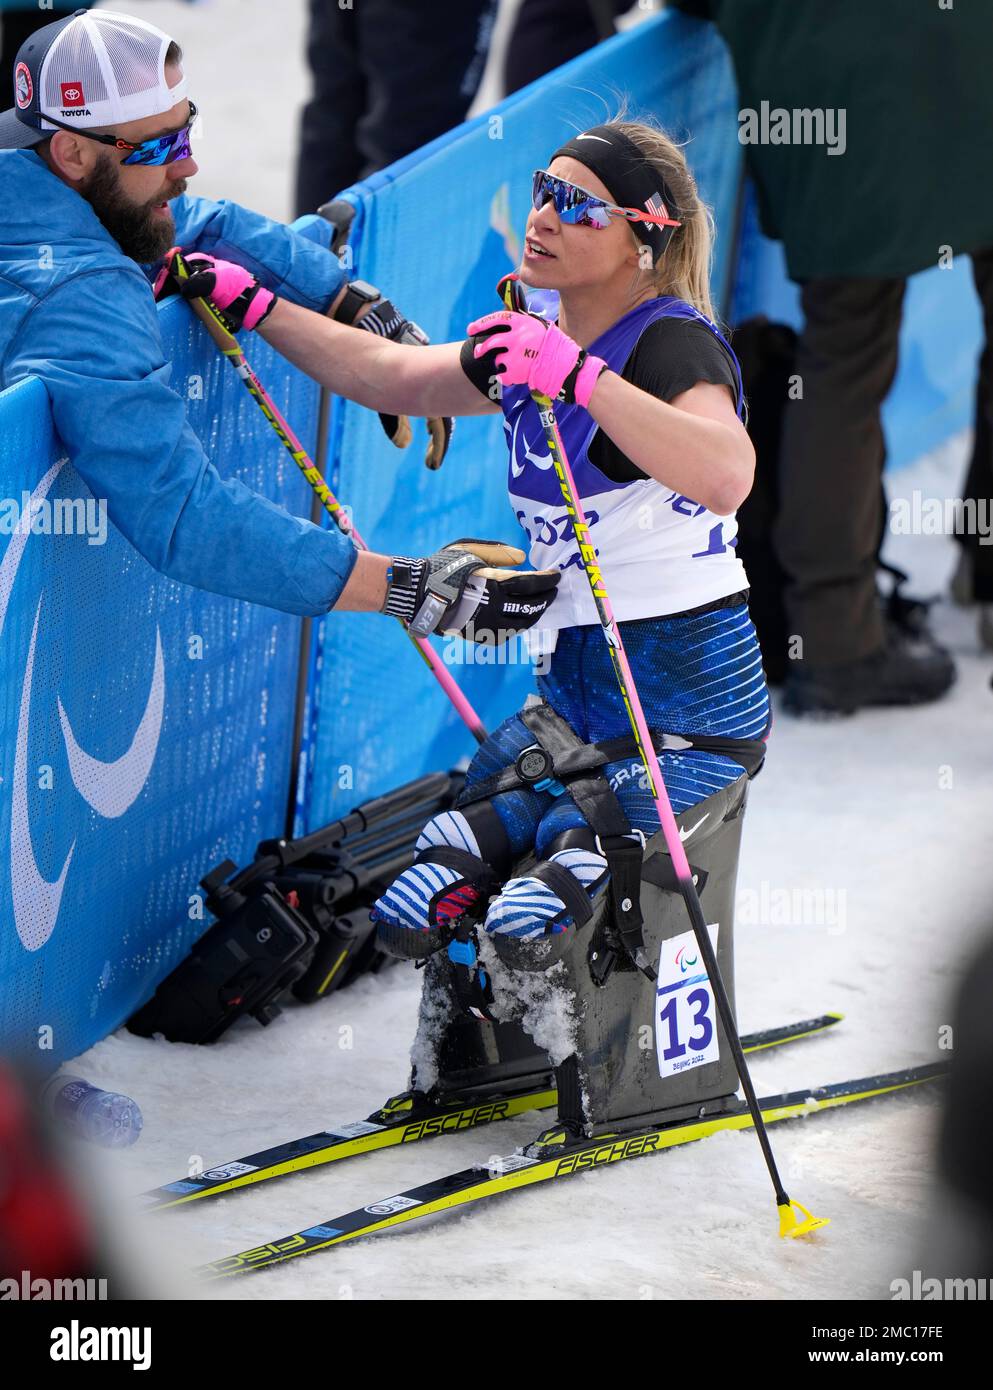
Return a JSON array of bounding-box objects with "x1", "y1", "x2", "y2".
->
[
  {"x1": 171, "y1": 251, "x2": 488, "y2": 746},
  {"x1": 499, "y1": 276, "x2": 826, "y2": 1239}
]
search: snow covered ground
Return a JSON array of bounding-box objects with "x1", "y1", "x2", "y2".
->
[
  {"x1": 68, "y1": 427, "x2": 993, "y2": 1301},
  {"x1": 58, "y1": 0, "x2": 991, "y2": 1302}
]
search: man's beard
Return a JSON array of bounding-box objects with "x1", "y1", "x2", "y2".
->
[{"x1": 83, "y1": 154, "x2": 183, "y2": 264}]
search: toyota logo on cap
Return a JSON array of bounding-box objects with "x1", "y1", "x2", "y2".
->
[{"x1": 60, "y1": 82, "x2": 85, "y2": 106}]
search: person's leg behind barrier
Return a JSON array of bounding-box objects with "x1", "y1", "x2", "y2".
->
[
  {"x1": 503, "y1": 0, "x2": 630, "y2": 94},
  {"x1": 775, "y1": 275, "x2": 905, "y2": 668},
  {"x1": 954, "y1": 248, "x2": 993, "y2": 644},
  {"x1": 355, "y1": 0, "x2": 497, "y2": 176},
  {"x1": 294, "y1": 0, "x2": 365, "y2": 217},
  {"x1": 776, "y1": 276, "x2": 956, "y2": 711}
]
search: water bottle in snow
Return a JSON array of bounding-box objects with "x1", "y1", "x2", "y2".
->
[{"x1": 43, "y1": 1075, "x2": 143, "y2": 1148}]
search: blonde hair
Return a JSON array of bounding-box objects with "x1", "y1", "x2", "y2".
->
[{"x1": 604, "y1": 115, "x2": 717, "y2": 324}]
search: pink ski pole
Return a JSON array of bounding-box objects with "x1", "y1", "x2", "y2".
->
[{"x1": 175, "y1": 252, "x2": 488, "y2": 745}]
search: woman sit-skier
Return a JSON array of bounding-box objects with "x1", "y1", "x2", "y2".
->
[{"x1": 172, "y1": 119, "x2": 768, "y2": 956}]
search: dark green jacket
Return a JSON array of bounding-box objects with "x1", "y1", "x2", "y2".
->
[{"x1": 675, "y1": 0, "x2": 993, "y2": 280}]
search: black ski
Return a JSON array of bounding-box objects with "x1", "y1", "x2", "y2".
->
[
  {"x1": 143, "y1": 1011, "x2": 842, "y2": 1211},
  {"x1": 198, "y1": 1059, "x2": 944, "y2": 1279}
]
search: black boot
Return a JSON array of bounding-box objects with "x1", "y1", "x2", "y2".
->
[{"x1": 784, "y1": 626, "x2": 956, "y2": 716}]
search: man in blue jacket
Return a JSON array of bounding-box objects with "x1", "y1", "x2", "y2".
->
[{"x1": 0, "y1": 8, "x2": 557, "y2": 639}]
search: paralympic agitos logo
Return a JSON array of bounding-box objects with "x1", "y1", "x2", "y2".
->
[{"x1": 1, "y1": 461, "x2": 164, "y2": 951}]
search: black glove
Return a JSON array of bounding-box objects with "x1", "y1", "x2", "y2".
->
[{"x1": 382, "y1": 540, "x2": 559, "y2": 644}]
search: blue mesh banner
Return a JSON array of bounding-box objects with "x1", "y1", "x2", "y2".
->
[
  {"x1": 0, "y1": 304, "x2": 322, "y2": 1068},
  {"x1": 302, "y1": 10, "x2": 744, "y2": 827}
]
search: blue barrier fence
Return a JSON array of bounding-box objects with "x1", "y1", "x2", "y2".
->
[{"x1": 0, "y1": 311, "x2": 322, "y2": 1068}]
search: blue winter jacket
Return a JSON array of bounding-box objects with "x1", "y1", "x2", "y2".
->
[{"x1": 0, "y1": 148, "x2": 356, "y2": 615}]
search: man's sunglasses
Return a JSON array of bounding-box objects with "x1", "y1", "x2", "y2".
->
[
  {"x1": 40, "y1": 101, "x2": 198, "y2": 166},
  {"x1": 532, "y1": 169, "x2": 681, "y2": 232}
]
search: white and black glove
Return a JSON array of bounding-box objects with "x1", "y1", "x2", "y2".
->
[{"x1": 383, "y1": 540, "x2": 559, "y2": 644}]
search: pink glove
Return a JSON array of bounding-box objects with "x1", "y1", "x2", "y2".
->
[
  {"x1": 466, "y1": 310, "x2": 606, "y2": 407},
  {"x1": 154, "y1": 250, "x2": 276, "y2": 333}
]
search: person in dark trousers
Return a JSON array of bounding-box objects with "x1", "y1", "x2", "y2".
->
[
  {"x1": 953, "y1": 279, "x2": 993, "y2": 651},
  {"x1": 676, "y1": 0, "x2": 993, "y2": 715},
  {"x1": 294, "y1": 0, "x2": 498, "y2": 218},
  {"x1": 503, "y1": 0, "x2": 635, "y2": 95}
]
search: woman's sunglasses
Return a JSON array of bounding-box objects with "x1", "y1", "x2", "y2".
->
[
  {"x1": 41, "y1": 101, "x2": 198, "y2": 167},
  {"x1": 532, "y1": 168, "x2": 681, "y2": 232}
]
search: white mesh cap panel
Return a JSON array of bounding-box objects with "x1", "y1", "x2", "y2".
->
[
  {"x1": 38, "y1": 10, "x2": 186, "y2": 130},
  {"x1": 42, "y1": 24, "x2": 110, "y2": 111},
  {"x1": 99, "y1": 13, "x2": 172, "y2": 102}
]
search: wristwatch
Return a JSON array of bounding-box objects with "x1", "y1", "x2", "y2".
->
[{"x1": 332, "y1": 278, "x2": 383, "y2": 326}]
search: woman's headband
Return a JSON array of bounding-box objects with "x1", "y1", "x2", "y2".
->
[{"x1": 549, "y1": 124, "x2": 681, "y2": 259}]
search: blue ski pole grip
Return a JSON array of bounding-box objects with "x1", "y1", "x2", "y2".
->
[{"x1": 447, "y1": 938, "x2": 478, "y2": 968}]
